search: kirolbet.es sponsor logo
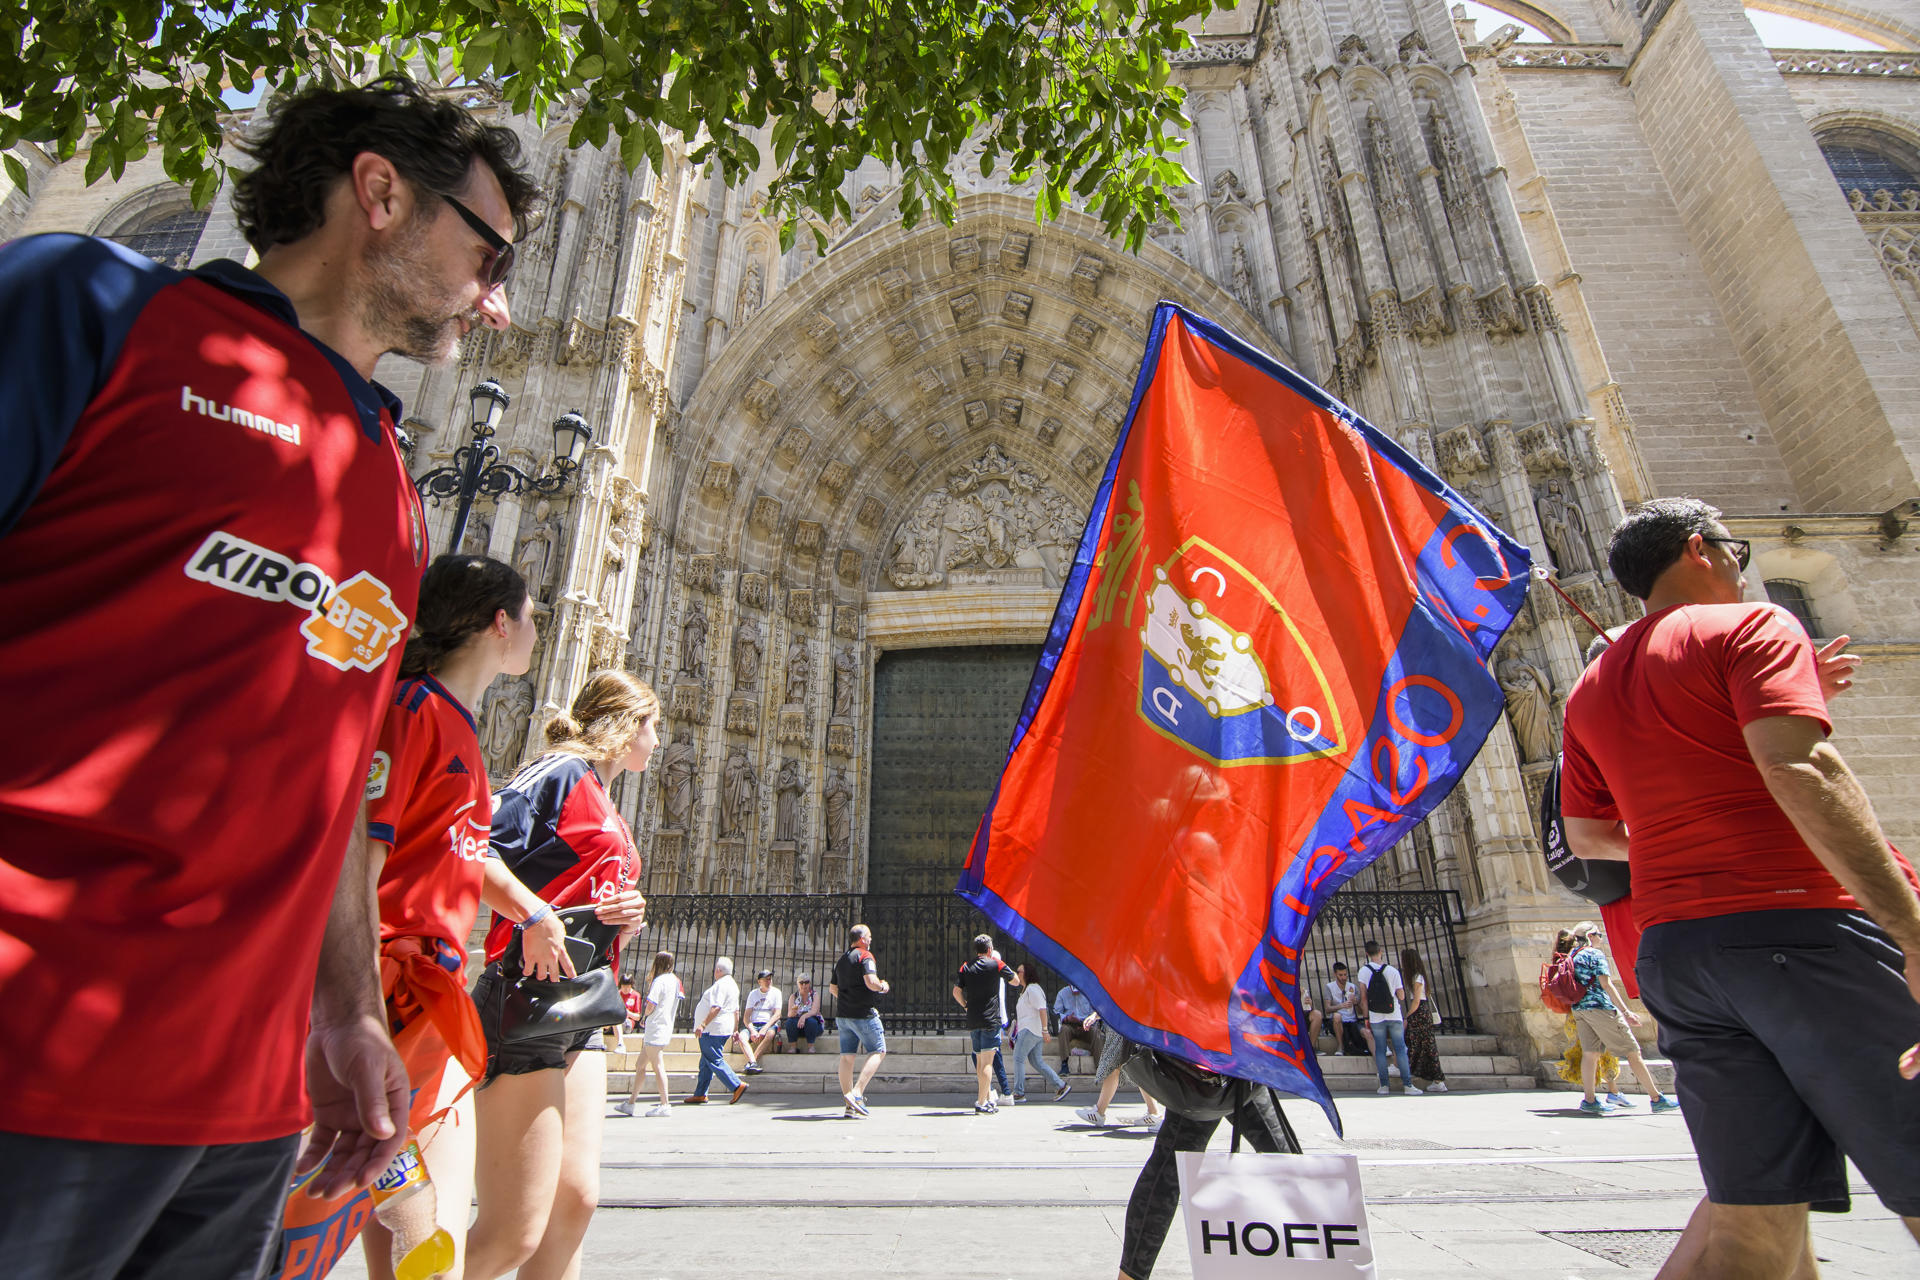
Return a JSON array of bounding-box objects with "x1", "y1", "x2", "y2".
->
[{"x1": 185, "y1": 531, "x2": 407, "y2": 672}]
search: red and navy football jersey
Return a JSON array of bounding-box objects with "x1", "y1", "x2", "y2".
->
[
  {"x1": 485, "y1": 753, "x2": 641, "y2": 965},
  {"x1": 0, "y1": 234, "x2": 426, "y2": 1145},
  {"x1": 367, "y1": 675, "x2": 492, "y2": 956}
]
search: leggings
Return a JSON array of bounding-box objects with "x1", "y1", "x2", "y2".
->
[{"x1": 1117, "y1": 1086, "x2": 1302, "y2": 1280}]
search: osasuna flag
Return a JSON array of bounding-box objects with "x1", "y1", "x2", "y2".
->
[{"x1": 958, "y1": 303, "x2": 1530, "y2": 1129}]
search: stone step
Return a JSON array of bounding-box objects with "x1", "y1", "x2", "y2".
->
[
  {"x1": 599, "y1": 1030, "x2": 1502, "y2": 1058},
  {"x1": 613, "y1": 1049, "x2": 1531, "y2": 1079},
  {"x1": 604, "y1": 1069, "x2": 1536, "y2": 1097}
]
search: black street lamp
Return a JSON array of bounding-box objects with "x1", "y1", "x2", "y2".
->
[{"x1": 414, "y1": 381, "x2": 593, "y2": 553}]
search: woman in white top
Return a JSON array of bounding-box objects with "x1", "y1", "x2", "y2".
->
[
  {"x1": 736, "y1": 970, "x2": 783, "y2": 1072},
  {"x1": 784, "y1": 975, "x2": 825, "y2": 1051},
  {"x1": 618, "y1": 951, "x2": 682, "y2": 1117},
  {"x1": 1009, "y1": 963, "x2": 1071, "y2": 1102}
]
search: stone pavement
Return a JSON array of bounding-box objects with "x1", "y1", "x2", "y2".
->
[{"x1": 331, "y1": 1086, "x2": 1913, "y2": 1279}]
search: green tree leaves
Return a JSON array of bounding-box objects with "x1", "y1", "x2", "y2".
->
[{"x1": 1, "y1": 0, "x2": 1209, "y2": 247}]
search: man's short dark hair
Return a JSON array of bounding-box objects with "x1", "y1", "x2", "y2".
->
[
  {"x1": 973, "y1": 934, "x2": 993, "y2": 954},
  {"x1": 1363, "y1": 940, "x2": 1382, "y2": 957},
  {"x1": 1333, "y1": 961, "x2": 1348, "y2": 972},
  {"x1": 848, "y1": 924, "x2": 871, "y2": 948},
  {"x1": 1607, "y1": 497, "x2": 1722, "y2": 600},
  {"x1": 233, "y1": 75, "x2": 538, "y2": 253}
]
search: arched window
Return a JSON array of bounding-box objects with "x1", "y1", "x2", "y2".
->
[
  {"x1": 95, "y1": 187, "x2": 209, "y2": 269},
  {"x1": 1764, "y1": 578, "x2": 1823, "y2": 638},
  {"x1": 1818, "y1": 129, "x2": 1920, "y2": 205}
]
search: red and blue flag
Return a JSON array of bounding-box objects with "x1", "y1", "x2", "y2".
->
[{"x1": 958, "y1": 303, "x2": 1531, "y2": 1129}]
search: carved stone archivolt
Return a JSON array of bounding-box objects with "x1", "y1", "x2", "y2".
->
[{"x1": 883, "y1": 444, "x2": 1086, "y2": 589}]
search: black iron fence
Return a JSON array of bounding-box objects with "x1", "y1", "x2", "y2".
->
[{"x1": 625, "y1": 889, "x2": 1472, "y2": 1035}]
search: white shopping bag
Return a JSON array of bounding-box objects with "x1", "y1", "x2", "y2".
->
[{"x1": 1176, "y1": 1151, "x2": 1377, "y2": 1278}]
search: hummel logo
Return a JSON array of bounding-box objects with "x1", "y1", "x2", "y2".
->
[
  {"x1": 447, "y1": 757, "x2": 470, "y2": 776},
  {"x1": 182, "y1": 385, "x2": 302, "y2": 445}
]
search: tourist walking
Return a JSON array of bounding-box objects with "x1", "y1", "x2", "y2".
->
[
  {"x1": 1357, "y1": 940, "x2": 1419, "y2": 1094},
  {"x1": 1565, "y1": 923, "x2": 1677, "y2": 1116},
  {"x1": 0, "y1": 74, "x2": 533, "y2": 1276},
  {"x1": 465, "y1": 671, "x2": 656, "y2": 1280},
  {"x1": 618, "y1": 950, "x2": 682, "y2": 1117},
  {"x1": 830, "y1": 924, "x2": 892, "y2": 1117},
  {"x1": 1562, "y1": 498, "x2": 1920, "y2": 1275},
  {"x1": 1010, "y1": 962, "x2": 1071, "y2": 1102},
  {"x1": 688, "y1": 958, "x2": 748, "y2": 1104},
  {"x1": 952, "y1": 934, "x2": 1021, "y2": 1113},
  {"x1": 1075, "y1": 1014, "x2": 1163, "y2": 1130},
  {"x1": 1398, "y1": 947, "x2": 1448, "y2": 1093}
]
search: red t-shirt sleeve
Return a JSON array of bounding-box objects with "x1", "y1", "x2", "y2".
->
[
  {"x1": 1558, "y1": 719, "x2": 1618, "y2": 822},
  {"x1": 365, "y1": 701, "x2": 432, "y2": 849},
  {"x1": 1724, "y1": 606, "x2": 1831, "y2": 733}
]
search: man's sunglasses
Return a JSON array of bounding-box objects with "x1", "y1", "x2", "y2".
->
[
  {"x1": 1701, "y1": 535, "x2": 1751, "y2": 570},
  {"x1": 444, "y1": 194, "x2": 515, "y2": 289}
]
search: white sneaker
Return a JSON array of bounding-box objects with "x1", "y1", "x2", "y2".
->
[
  {"x1": 1376, "y1": 1086, "x2": 1390, "y2": 1095},
  {"x1": 1429, "y1": 1082, "x2": 1448, "y2": 1093},
  {"x1": 614, "y1": 1100, "x2": 634, "y2": 1115},
  {"x1": 1146, "y1": 1113, "x2": 1163, "y2": 1133},
  {"x1": 1075, "y1": 1106, "x2": 1107, "y2": 1126},
  {"x1": 1407, "y1": 1085, "x2": 1424, "y2": 1095}
]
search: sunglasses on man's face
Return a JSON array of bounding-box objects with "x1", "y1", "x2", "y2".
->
[
  {"x1": 1701, "y1": 535, "x2": 1750, "y2": 571},
  {"x1": 444, "y1": 193, "x2": 515, "y2": 289}
]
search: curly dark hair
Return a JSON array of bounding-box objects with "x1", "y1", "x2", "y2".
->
[
  {"x1": 1607, "y1": 497, "x2": 1722, "y2": 600},
  {"x1": 232, "y1": 75, "x2": 538, "y2": 253},
  {"x1": 398, "y1": 553, "x2": 530, "y2": 678}
]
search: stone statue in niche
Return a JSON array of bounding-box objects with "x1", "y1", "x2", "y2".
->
[
  {"x1": 1231, "y1": 239, "x2": 1256, "y2": 310},
  {"x1": 656, "y1": 728, "x2": 697, "y2": 830},
  {"x1": 598, "y1": 528, "x2": 627, "y2": 618},
  {"x1": 461, "y1": 514, "x2": 491, "y2": 556},
  {"x1": 824, "y1": 768, "x2": 853, "y2": 851},
  {"x1": 678, "y1": 599, "x2": 709, "y2": 680},
  {"x1": 737, "y1": 260, "x2": 764, "y2": 320},
  {"x1": 515, "y1": 500, "x2": 560, "y2": 597},
  {"x1": 1536, "y1": 479, "x2": 1597, "y2": 577},
  {"x1": 1498, "y1": 654, "x2": 1556, "y2": 763},
  {"x1": 481, "y1": 677, "x2": 534, "y2": 777},
  {"x1": 773, "y1": 757, "x2": 806, "y2": 843},
  {"x1": 784, "y1": 639, "x2": 810, "y2": 707},
  {"x1": 886, "y1": 488, "x2": 951, "y2": 588},
  {"x1": 733, "y1": 616, "x2": 763, "y2": 693},
  {"x1": 719, "y1": 746, "x2": 757, "y2": 839},
  {"x1": 832, "y1": 646, "x2": 858, "y2": 720}
]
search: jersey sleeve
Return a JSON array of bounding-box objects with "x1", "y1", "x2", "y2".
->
[
  {"x1": 1558, "y1": 726, "x2": 1618, "y2": 822},
  {"x1": 489, "y1": 785, "x2": 536, "y2": 862},
  {"x1": 0, "y1": 235, "x2": 174, "y2": 537},
  {"x1": 363, "y1": 698, "x2": 435, "y2": 848},
  {"x1": 1725, "y1": 605, "x2": 1831, "y2": 732}
]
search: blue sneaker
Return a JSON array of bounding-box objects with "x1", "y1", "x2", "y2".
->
[
  {"x1": 1578, "y1": 1099, "x2": 1616, "y2": 1116},
  {"x1": 1651, "y1": 1095, "x2": 1682, "y2": 1113},
  {"x1": 1605, "y1": 1093, "x2": 1636, "y2": 1109}
]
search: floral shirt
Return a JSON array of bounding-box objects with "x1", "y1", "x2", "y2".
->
[{"x1": 1571, "y1": 946, "x2": 1615, "y2": 1013}]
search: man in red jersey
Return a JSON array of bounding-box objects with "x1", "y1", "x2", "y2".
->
[
  {"x1": 1561, "y1": 497, "x2": 1920, "y2": 1277},
  {"x1": 0, "y1": 78, "x2": 535, "y2": 1278}
]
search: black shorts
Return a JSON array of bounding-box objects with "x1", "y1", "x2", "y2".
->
[
  {"x1": 1637, "y1": 908, "x2": 1920, "y2": 1215},
  {"x1": 473, "y1": 964, "x2": 609, "y2": 1086}
]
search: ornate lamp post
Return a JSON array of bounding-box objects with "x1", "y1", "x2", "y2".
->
[{"x1": 414, "y1": 381, "x2": 593, "y2": 553}]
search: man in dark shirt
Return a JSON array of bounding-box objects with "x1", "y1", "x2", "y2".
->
[
  {"x1": 829, "y1": 923, "x2": 891, "y2": 1118},
  {"x1": 952, "y1": 934, "x2": 1022, "y2": 1114}
]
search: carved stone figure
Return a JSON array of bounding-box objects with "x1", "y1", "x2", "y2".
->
[
  {"x1": 887, "y1": 488, "x2": 949, "y2": 588},
  {"x1": 832, "y1": 646, "x2": 858, "y2": 720},
  {"x1": 719, "y1": 746, "x2": 757, "y2": 839},
  {"x1": 1498, "y1": 654, "x2": 1556, "y2": 763},
  {"x1": 515, "y1": 500, "x2": 559, "y2": 594},
  {"x1": 824, "y1": 769, "x2": 854, "y2": 851},
  {"x1": 1536, "y1": 479, "x2": 1597, "y2": 577},
  {"x1": 657, "y1": 728, "x2": 697, "y2": 830},
  {"x1": 737, "y1": 260, "x2": 764, "y2": 319},
  {"x1": 461, "y1": 514, "x2": 491, "y2": 556},
  {"x1": 773, "y1": 757, "x2": 806, "y2": 843},
  {"x1": 481, "y1": 678, "x2": 534, "y2": 777},
  {"x1": 679, "y1": 599, "x2": 709, "y2": 680},
  {"x1": 784, "y1": 639, "x2": 810, "y2": 706},
  {"x1": 733, "y1": 616, "x2": 763, "y2": 693},
  {"x1": 1231, "y1": 239, "x2": 1255, "y2": 309}
]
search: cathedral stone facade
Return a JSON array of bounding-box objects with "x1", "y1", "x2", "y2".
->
[{"x1": 10, "y1": 0, "x2": 1918, "y2": 1069}]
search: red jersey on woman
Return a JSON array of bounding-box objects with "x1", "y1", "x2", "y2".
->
[
  {"x1": 367, "y1": 674, "x2": 491, "y2": 953},
  {"x1": 485, "y1": 753, "x2": 641, "y2": 963},
  {"x1": 1562, "y1": 602, "x2": 1916, "y2": 930}
]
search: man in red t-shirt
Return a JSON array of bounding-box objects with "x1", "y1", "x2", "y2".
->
[{"x1": 1561, "y1": 497, "x2": 1920, "y2": 1275}]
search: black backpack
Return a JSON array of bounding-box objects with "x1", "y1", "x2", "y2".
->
[
  {"x1": 1364, "y1": 964, "x2": 1394, "y2": 1014},
  {"x1": 1539, "y1": 756, "x2": 1632, "y2": 906}
]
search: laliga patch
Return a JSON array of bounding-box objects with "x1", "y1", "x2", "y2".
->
[{"x1": 366, "y1": 751, "x2": 391, "y2": 801}]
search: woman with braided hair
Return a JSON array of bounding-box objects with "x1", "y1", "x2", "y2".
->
[{"x1": 276, "y1": 552, "x2": 539, "y2": 1280}]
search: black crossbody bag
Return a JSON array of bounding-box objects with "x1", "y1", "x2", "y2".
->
[{"x1": 493, "y1": 905, "x2": 626, "y2": 1043}]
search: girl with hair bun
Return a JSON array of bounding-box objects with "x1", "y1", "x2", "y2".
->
[
  {"x1": 278, "y1": 552, "x2": 537, "y2": 1280},
  {"x1": 467, "y1": 670, "x2": 658, "y2": 1280}
]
